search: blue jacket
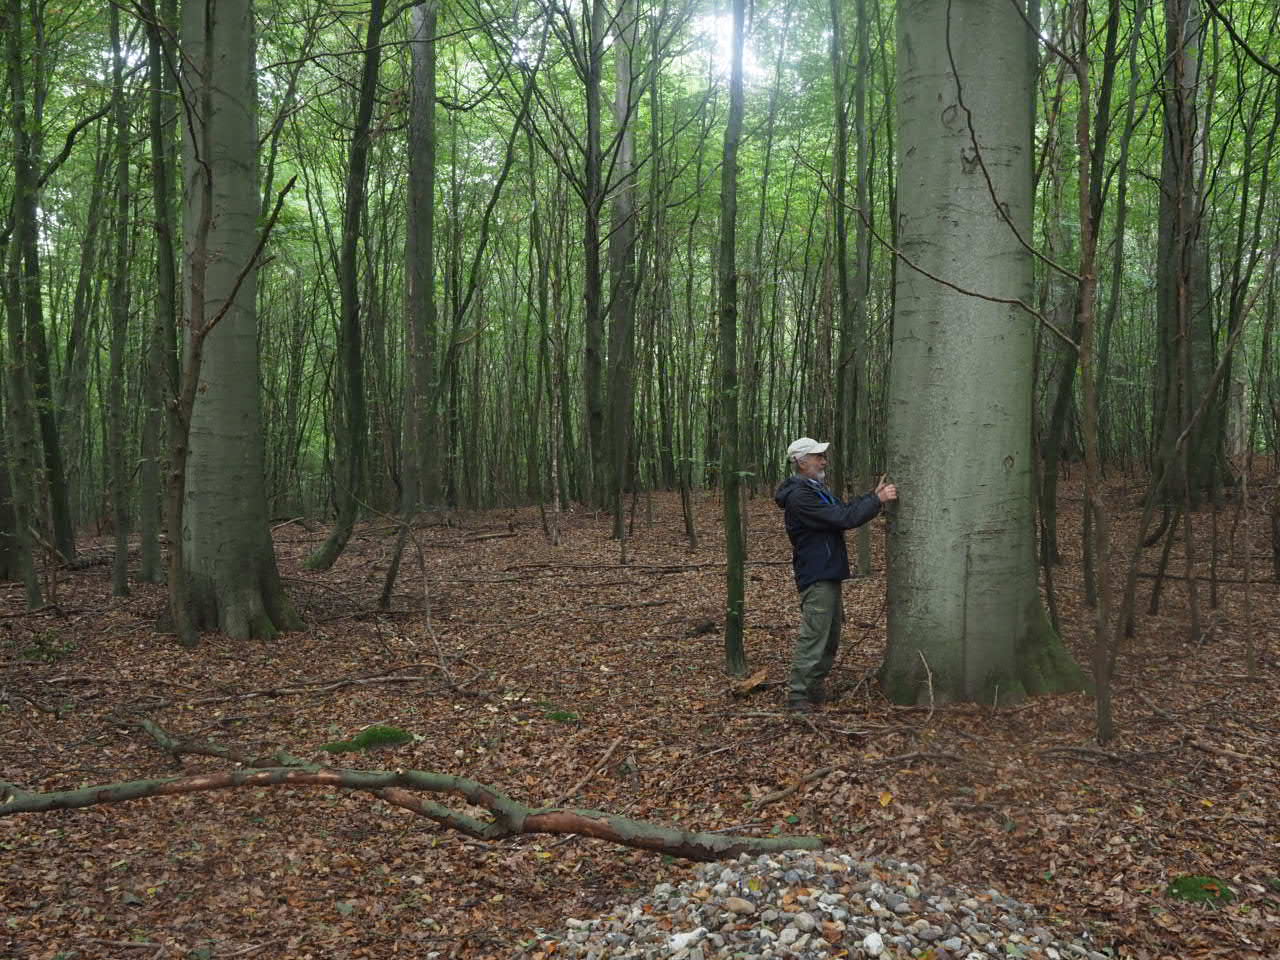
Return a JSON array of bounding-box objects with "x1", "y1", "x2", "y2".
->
[{"x1": 774, "y1": 474, "x2": 882, "y2": 591}]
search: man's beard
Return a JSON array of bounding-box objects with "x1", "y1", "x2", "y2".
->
[{"x1": 813, "y1": 470, "x2": 826, "y2": 483}]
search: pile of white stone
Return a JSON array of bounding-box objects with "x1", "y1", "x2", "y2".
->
[{"x1": 517, "y1": 849, "x2": 1111, "y2": 960}]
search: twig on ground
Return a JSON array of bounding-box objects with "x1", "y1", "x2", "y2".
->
[
  {"x1": 588, "y1": 600, "x2": 676, "y2": 610},
  {"x1": 751, "y1": 766, "x2": 836, "y2": 809},
  {"x1": 1, "y1": 688, "x2": 59, "y2": 714},
  {"x1": 1038, "y1": 745, "x2": 1125, "y2": 762},
  {"x1": 213, "y1": 943, "x2": 275, "y2": 959},
  {"x1": 1187, "y1": 738, "x2": 1255, "y2": 762},
  {"x1": 918, "y1": 651, "x2": 935, "y2": 725},
  {"x1": 138, "y1": 669, "x2": 445, "y2": 711},
  {"x1": 552, "y1": 736, "x2": 624, "y2": 806},
  {"x1": 708, "y1": 821, "x2": 766, "y2": 833},
  {"x1": 82, "y1": 940, "x2": 161, "y2": 951},
  {"x1": 880, "y1": 751, "x2": 964, "y2": 766},
  {"x1": 1136, "y1": 691, "x2": 1179, "y2": 721}
]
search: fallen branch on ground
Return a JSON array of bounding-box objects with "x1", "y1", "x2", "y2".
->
[
  {"x1": 138, "y1": 668, "x2": 446, "y2": 710},
  {"x1": 1038, "y1": 745, "x2": 1124, "y2": 762},
  {"x1": 752, "y1": 766, "x2": 836, "y2": 809},
  {"x1": 0, "y1": 723, "x2": 821, "y2": 863},
  {"x1": 1187, "y1": 737, "x2": 1255, "y2": 762}
]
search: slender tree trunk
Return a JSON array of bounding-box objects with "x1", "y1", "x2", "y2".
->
[
  {"x1": 59, "y1": 148, "x2": 109, "y2": 531},
  {"x1": 1065, "y1": 1, "x2": 1117, "y2": 743},
  {"x1": 1096, "y1": 0, "x2": 1151, "y2": 451},
  {"x1": 719, "y1": 0, "x2": 748, "y2": 677},
  {"x1": 607, "y1": 0, "x2": 638, "y2": 541},
  {"x1": 5, "y1": 0, "x2": 72, "y2": 566},
  {"x1": 830, "y1": 0, "x2": 854, "y2": 498},
  {"x1": 140, "y1": 0, "x2": 179, "y2": 584},
  {"x1": 1, "y1": 260, "x2": 41, "y2": 601},
  {"x1": 106, "y1": 4, "x2": 131, "y2": 597},
  {"x1": 1155, "y1": 0, "x2": 1216, "y2": 505},
  {"x1": 307, "y1": 0, "x2": 385, "y2": 570},
  {"x1": 381, "y1": 0, "x2": 438, "y2": 608},
  {"x1": 742, "y1": 0, "x2": 794, "y2": 495},
  {"x1": 0, "y1": 388, "x2": 20, "y2": 582},
  {"x1": 582, "y1": 0, "x2": 608, "y2": 507},
  {"x1": 3, "y1": 0, "x2": 46, "y2": 605},
  {"x1": 849, "y1": 0, "x2": 873, "y2": 573}
]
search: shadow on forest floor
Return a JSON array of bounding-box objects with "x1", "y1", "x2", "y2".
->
[{"x1": 2, "y1": 468, "x2": 1278, "y2": 959}]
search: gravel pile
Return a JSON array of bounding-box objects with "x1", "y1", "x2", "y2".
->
[{"x1": 516, "y1": 849, "x2": 1111, "y2": 960}]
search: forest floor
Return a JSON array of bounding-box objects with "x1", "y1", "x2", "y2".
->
[{"x1": 1, "y1": 469, "x2": 1278, "y2": 960}]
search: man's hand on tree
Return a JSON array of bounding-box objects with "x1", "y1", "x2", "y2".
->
[{"x1": 875, "y1": 475, "x2": 898, "y2": 503}]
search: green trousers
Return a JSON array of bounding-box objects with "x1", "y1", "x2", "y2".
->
[{"x1": 789, "y1": 580, "x2": 843, "y2": 703}]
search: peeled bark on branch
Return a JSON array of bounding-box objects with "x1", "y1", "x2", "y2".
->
[{"x1": 0, "y1": 724, "x2": 821, "y2": 863}]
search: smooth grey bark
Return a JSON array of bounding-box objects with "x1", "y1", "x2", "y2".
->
[
  {"x1": 547, "y1": 179, "x2": 573, "y2": 512},
  {"x1": 881, "y1": 0, "x2": 1084, "y2": 705},
  {"x1": 528, "y1": 139, "x2": 551, "y2": 507},
  {"x1": 180, "y1": 0, "x2": 300, "y2": 640}
]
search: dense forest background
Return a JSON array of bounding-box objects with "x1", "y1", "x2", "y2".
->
[
  {"x1": 0, "y1": 0, "x2": 1276, "y2": 725},
  {"x1": 3, "y1": 1, "x2": 1280, "y2": 956},
  {"x1": 2, "y1": 0, "x2": 1275, "y2": 558}
]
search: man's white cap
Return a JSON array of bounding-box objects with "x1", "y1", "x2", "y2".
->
[{"x1": 786, "y1": 437, "x2": 830, "y2": 461}]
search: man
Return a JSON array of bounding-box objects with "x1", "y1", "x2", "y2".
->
[{"x1": 774, "y1": 437, "x2": 897, "y2": 713}]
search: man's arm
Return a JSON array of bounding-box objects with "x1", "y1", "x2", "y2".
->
[{"x1": 788, "y1": 484, "x2": 882, "y2": 531}]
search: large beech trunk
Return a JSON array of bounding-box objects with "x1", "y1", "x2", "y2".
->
[
  {"x1": 177, "y1": 0, "x2": 299, "y2": 640},
  {"x1": 881, "y1": 0, "x2": 1084, "y2": 704}
]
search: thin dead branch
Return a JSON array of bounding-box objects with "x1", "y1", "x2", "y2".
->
[{"x1": 552, "y1": 736, "x2": 624, "y2": 806}]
